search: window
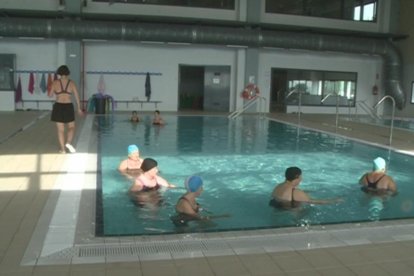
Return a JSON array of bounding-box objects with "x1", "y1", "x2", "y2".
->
[
  {"x1": 0, "y1": 54, "x2": 15, "y2": 91},
  {"x1": 92, "y1": 0, "x2": 235, "y2": 10},
  {"x1": 411, "y1": 82, "x2": 414, "y2": 104},
  {"x1": 266, "y1": 0, "x2": 378, "y2": 22},
  {"x1": 354, "y1": 1, "x2": 377, "y2": 21},
  {"x1": 284, "y1": 69, "x2": 357, "y2": 106}
]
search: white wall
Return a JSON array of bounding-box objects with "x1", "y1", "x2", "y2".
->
[
  {"x1": 0, "y1": 38, "x2": 388, "y2": 115},
  {"x1": 84, "y1": 42, "x2": 238, "y2": 111},
  {"x1": 0, "y1": 39, "x2": 62, "y2": 110}
]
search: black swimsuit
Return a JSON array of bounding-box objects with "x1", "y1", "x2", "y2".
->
[
  {"x1": 178, "y1": 196, "x2": 200, "y2": 213},
  {"x1": 171, "y1": 197, "x2": 200, "y2": 227},
  {"x1": 55, "y1": 80, "x2": 71, "y2": 95},
  {"x1": 366, "y1": 174, "x2": 385, "y2": 189}
]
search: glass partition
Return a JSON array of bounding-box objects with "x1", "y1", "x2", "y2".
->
[{"x1": 285, "y1": 69, "x2": 357, "y2": 107}]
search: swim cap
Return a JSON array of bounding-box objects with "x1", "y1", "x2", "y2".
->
[
  {"x1": 285, "y1": 167, "x2": 302, "y2": 181},
  {"x1": 127, "y1": 144, "x2": 139, "y2": 155},
  {"x1": 141, "y1": 158, "x2": 157, "y2": 172},
  {"x1": 373, "y1": 157, "x2": 386, "y2": 171},
  {"x1": 185, "y1": 175, "x2": 203, "y2": 192}
]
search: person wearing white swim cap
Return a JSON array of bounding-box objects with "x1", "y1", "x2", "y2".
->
[{"x1": 359, "y1": 157, "x2": 397, "y2": 194}]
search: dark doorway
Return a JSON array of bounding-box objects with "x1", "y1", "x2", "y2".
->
[
  {"x1": 178, "y1": 65, "x2": 231, "y2": 112},
  {"x1": 270, "y1": 69, "x2": 288, "y2": 113},
  {"x1": 178, "y1": 65, "x2": 204, "y2": 111}
]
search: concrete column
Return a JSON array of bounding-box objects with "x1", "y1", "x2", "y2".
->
[{"x1": 63, "y1": 0, "x2": 84, "y2": 105}]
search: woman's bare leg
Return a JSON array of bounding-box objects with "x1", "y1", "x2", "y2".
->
[
  {"x1": 66, "y1": 121, "x2": 75, "y2": 145},
  {"x1": 56, "y1": 122, "x2": 66, "y2": 152}
]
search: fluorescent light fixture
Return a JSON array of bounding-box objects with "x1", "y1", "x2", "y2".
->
[
  {"x1": 82, "y1": 38, "x2": 107, "y2": 42},
  {"x1": 141, "y1": 41, "x2": 165, "y2": 44},
  {"x1": 226, "y1": 44, "x2": 248, "y2": 48},
  {"x1": 167, "y1": 42, "x2": 191, "y2": 46},
  {"x1": 18, "y1": 37, "x2": 45, "y2": 40},
  {"x1": 263, "y1": 46, "x2": 283, "y2": 50}
]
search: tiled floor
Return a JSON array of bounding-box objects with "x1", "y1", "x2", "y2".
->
[{"x1": 1, "y1": 110, "x2": 414, "y2": 275}]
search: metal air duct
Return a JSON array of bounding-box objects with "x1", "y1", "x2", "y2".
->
[{"x1": 0, "y1": 17, "x2": 405, "y2": 108}]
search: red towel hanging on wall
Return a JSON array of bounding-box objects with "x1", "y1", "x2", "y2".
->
[
  {"x1": 47, "y1": 73, "x2": 53, "y2": 94},
  {"x1": 28, "y1": 72, "x2": 35, "y2": 94}
]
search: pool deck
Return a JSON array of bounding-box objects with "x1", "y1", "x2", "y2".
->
[{"x1": 1, "y1": 110, "x2": 414, "y2": 275}]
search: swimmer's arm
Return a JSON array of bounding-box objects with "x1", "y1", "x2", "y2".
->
[
  {"x1": 156, "y1": 175, "x2": 175, "y2": 188},
  {"x1": 129, "y1": 179, "x2": 143, "y2": 192},
  {"x1": 359, "y1": 173, "x2": 368, "y2": 185},
  {"x1": 387, "y1": 177, "x2": 397, "y2": 194},
  {"x1": 295, "y1": 189, "x2": 341, "y2": 205},
  {"x1": 118, "y1": 160, "x2": 127, "y2": 172},
  {"x1": 177, "y1": 201, "x2": 203, "y2": 220}
]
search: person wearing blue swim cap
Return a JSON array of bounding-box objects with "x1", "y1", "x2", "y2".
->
[
  {"x1": 118, "y1": 144, "x2": 144, "y2": 177},
  {"x1": 359, "y1": 157, "x2": 397, "y2": 194},
  {"x1": 175, "y1": 176, "x2": 205, "y2": 219}
]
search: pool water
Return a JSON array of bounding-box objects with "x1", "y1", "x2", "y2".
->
[{"x1": 97, "y1": 115, "x2": 414, "y2": 236}]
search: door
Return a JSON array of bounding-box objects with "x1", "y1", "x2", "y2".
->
[
  {"x1": 203, "y1": 66, "x2": 230, "y2": 112},
  {"x1": 270, "y1": 69, "x2": 288, "y2": 113},
  {"x1": 178, "y1": 65, "x2": 204, "y2": 111}
]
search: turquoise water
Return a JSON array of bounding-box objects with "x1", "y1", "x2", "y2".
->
[{"x1": 97, "y1": 115, "x2": 414, "y2": 236}]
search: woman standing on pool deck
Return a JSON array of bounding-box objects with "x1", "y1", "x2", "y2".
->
[{"x1": 48, "y1": 65, "x2": 83, "y2": 153}]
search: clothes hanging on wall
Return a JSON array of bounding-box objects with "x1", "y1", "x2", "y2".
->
[
  {"x1": 47, "y1": 73, "x2": 53, "y2": 94},
  {"x1": 34, "y1": 73, "x2": 41, "y2": 94},
  {"x1": 15, "y1": 75, "x2": 22, "y2": 103},
  {"x1": 97, "y1": 74, "x2": 106, "y2": 94},
  {"x1": 28, "y1": 72, "x2": 35, "y2": 94},
  {"x1": 40, "y1": 73, "x2": 47, "y2": 93}
]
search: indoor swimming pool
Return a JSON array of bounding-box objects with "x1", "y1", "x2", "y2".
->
[{"x1": 97, "y1": 114, "x2": 414, "y2": 236}]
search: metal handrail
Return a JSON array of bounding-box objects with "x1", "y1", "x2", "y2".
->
[
  {"x1": 321, "y1": 93, "x2": 339, "y2": 131},
  {"x1": 373, "y1": 95, "x2": 395, "y2": 146},
  {"x1": 228, "y1": 96, "x2": 266, "y2": 119},
  {"x1": 286, "y1": 88, "x2": 302, "y2": 126},
  {"x1": 355, "y1": 100, "x2": 381, "y2": 120}
]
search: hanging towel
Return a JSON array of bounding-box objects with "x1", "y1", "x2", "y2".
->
[
  {"x1": 28, "y1": 72, "x2": 35, "y2": 94},
  {"x1": 34, "y1": 72, "x2": 41, "y2": 94},
  {"x1": 97, "y1": 74, "x2": 106, "y2": 94},
  {"x1": 47, "y1": 73, "x2": 53, "y2": 94},
  {"x1": 15, "y1": 75, "x2": 22, "y2": 103},
  {"x1": 145, "y1": 72, "x2": 151, "y2": 102},
  {"x1": 40, "y1": 73, "x2": 47, "y2": 93}
]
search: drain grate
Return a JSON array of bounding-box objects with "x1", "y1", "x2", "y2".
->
[
  {"x1": 79, "y1": 245, "x2": 134, "y2": 257},
  {"x1": 77, "y1": 239, "x2": 219, "y2": 257}
]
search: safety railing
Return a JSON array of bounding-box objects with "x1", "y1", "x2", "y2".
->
[
  {"x1": 355, "y1": 100, "x2": 382, "y2": 120},
  {"x1": 228, "y1": 96, "x2": 266, "y2": 119}
]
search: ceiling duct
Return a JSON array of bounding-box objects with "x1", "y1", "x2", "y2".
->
[{"x1": 0, "y1": 17, "x2": 405, "y2": 108}]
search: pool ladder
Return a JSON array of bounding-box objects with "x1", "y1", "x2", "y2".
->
[{"x1": 228, "y1": 96, "x2": 266, "y2": 119}]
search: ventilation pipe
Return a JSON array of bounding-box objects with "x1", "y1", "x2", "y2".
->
[{"x1": 0, "y1": 17, "x2": 405, "y2": 109}]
